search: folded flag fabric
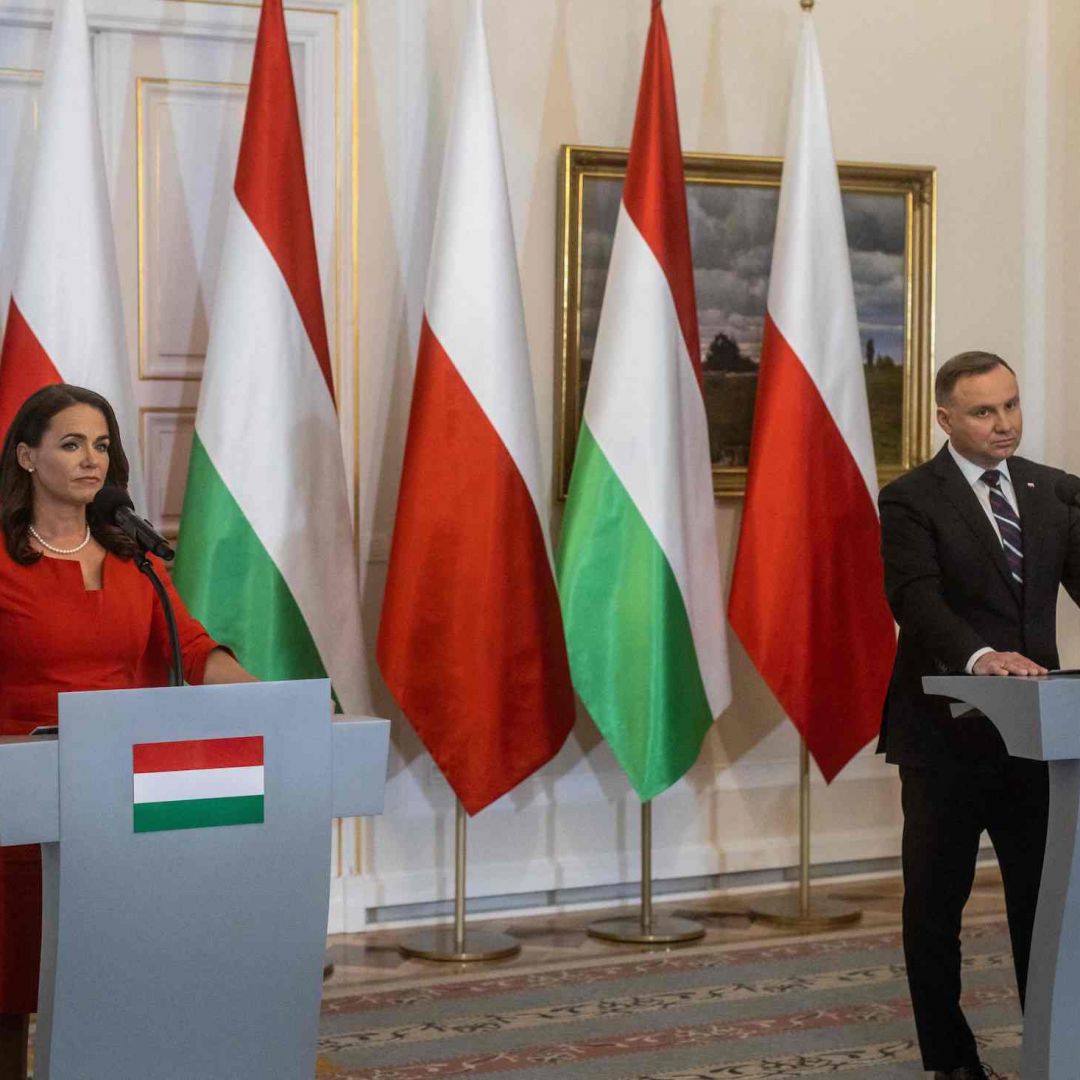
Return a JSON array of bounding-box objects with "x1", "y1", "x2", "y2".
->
[
  {"x1": 132, "y1": 736, "x2": 264, "y2": 833},
  {"x1": 172, "y1": 0, "x2": 369, "y2": 710},
  {"x1": 555, "y1": 0, "x2": 732, "y2": 801},
  {"x1": 376, "y1": 0, "x2": 575, "y2": 814},
  {"x1": 727, "y1": 12, "x2": 896, "y2": 781}
]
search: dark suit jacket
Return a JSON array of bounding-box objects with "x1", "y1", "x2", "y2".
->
[{"x1": 878, "y1": 445, "x2": 1080, "y2": 768}]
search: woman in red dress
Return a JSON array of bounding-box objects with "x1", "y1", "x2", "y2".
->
[{"x1": 0, "y1": 384, "x2": 253, "y2": 1078}]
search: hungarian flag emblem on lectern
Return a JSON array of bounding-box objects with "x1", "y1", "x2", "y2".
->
[{"x1": 132, "y1": 736, "x2": 265, "y2": 833}]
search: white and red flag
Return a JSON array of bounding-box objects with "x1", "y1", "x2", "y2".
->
[
  {"x1": 0, "y1": 0, "x2": 141, "y2": 500},
  {"x1": 728, "y1": 12, "x2": 896, "y2": 782},
  {"x1": 377, "y1": 1, "x2": 575, "y2": 815}
]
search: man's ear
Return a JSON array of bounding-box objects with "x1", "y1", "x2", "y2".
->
[{"x1": 935, "y1": 405, "x2": 951, "y2": 437}]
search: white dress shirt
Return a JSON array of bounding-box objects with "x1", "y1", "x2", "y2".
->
[{"x1": 945, "y1": 442, "x2": 1021, "y2": 673}]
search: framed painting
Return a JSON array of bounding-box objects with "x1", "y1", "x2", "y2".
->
[{"x1": 555, "y1": 146, "x2": 936, "y2": 498}]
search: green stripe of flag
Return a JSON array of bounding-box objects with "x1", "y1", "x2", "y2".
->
[
  {"x1": 556, "y1": 423, "x2": 712, "y2": 801},
  {"x1": 134, "y1": 794, "x2": 265, "y2": 834},
  {"x1": 173, "y1": 434, "x2": 329, "y2": 685}
]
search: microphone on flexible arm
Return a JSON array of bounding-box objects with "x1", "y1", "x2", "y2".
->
[
  {"x1": 91, "y1": 486, "x2": 175, "y2": 561},
  {"x1": 91, "y1": 486, "x2": 183, "y2": 685},
  {"x1": 1054, "y1": 474, "x2": 1080, "y2": 510}
]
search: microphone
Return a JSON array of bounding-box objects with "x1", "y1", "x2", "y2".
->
[
  {"x1": 1055, "y1": 474, "x2": 1080, "y2": 509},
  {"x1": 91, "y1": 486, "x2": 175, "y2": 561}
]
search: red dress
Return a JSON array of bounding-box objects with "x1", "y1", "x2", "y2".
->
[{"x1": 0, "y1": 541, "x2": 221, "y2": 1012}]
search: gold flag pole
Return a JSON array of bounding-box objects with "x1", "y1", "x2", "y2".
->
[
  {"x1": 399, "y1": 798, "x2": 521, "y2": 962},
  {"x1": 587, "y1": 799, "x2": 705, "y2": 944},
  {"x1": 750, "y1": 739, "x2": 861, "y2": 929}
]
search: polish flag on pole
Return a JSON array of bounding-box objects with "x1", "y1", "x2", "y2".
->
[
  {"x1": 556, "y1": 0, "x2": 731, "y2": 801},
  {"x1": 728, "y1": 12, "x2": 896, "y2": 782},
  {"x1": 173, "y1": 0, "x2": 369, "y2": 711},
  {"x1": 0, "y1": 0, "x2": 142, "y2": 502},
  {"x1": 376, "y1": 1, "x2": 576, "y2": 815}
]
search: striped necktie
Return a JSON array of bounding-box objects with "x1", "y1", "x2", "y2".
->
[{"x1": 982, "y1": 470, "x2": 1023, "y2": 585}]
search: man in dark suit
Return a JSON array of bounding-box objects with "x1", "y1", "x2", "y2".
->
[{"x1": 879, "y1": 350, "x2": 1080, "y2": 1079}]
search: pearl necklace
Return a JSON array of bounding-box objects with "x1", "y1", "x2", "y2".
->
[{"x1": 28, "y1": 524, "x2": 92, "y2": 555}]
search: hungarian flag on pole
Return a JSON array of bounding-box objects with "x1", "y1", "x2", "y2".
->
[
  {"x1": 0, "y1": 0, "x2": 142, "y2": 502},
  {"x1": 728, "y1": 12, "x2": 895, "y2": 782},
  {"x1": 377, "y1": 0, "x2": 575, "y2": 816},
  {"x1": 173, "y1": 0, "x2": 369, "y2": 712},
  {"x1": 556, "y1": 0, "x2": 732, "y2": 802}
]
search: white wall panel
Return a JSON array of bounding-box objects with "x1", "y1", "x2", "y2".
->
[
  {"x1": 137, "y1": 78, "x2": 245, "y2": 381},
  {"x1": 140, "y1": 407, "x2": 194, "y2": 537}
]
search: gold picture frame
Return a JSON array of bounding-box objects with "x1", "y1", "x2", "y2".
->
[{"x1": 555, "y1": 145, "x2": 936, "y2": 498}]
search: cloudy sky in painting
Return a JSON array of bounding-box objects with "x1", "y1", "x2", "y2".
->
[{"x1": 579, "y1": 179, "x2": 906, "y2": 366}]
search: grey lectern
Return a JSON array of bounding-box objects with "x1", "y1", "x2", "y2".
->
[
  {"x1": 0, "y1": 678, "x2": 389, "y2": 1080},
  {"x1": 923, "y1": 672, "x2": 1080, "y2": 1080}
]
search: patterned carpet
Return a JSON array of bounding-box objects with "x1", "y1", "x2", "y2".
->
[{"x1": 315, "y1": 914, "x2": 1021, "y2": 1079}]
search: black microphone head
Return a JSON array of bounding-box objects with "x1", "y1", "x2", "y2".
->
[
  {"x1": 91, "y1": 485, "x2": 135, "y2": 522},
  {"x1": 1054, "y1": 473, "x2": 1080, "y2": 507}
]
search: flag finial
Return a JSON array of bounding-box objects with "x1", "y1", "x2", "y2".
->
[{"x1": 800, "y1": 0, "x2": 814, "y2": 10}]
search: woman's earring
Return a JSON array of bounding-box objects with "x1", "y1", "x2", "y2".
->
[{"x1": 26, "y1": 466, "x2": 34, "y2": 473}]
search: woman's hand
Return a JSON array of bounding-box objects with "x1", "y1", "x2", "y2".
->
[{"x1": 202, "y1": 647, "x2": 257, "y2": 684}]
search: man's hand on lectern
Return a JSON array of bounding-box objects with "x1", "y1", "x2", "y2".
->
[{"x1": 972, "y1": 650, "x2": 1048, "y2": 677}]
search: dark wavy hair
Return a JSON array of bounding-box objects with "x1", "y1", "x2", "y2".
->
[{"x1": 0, "y1": 384, "x2": 137, "y2": 564}]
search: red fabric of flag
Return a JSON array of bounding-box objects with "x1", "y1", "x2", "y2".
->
[
  {"x1": 729, "y1": 16, "x2": 896, "y2": 782},
  {"x1": 376, "y1": 3, "x2": 575, "y2": 815}
]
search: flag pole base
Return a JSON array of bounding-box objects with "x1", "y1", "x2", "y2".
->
[
  {"x1": 749, "y1": 892, "x2": 861, "y2": 931},
  {"x1": 397, "y1": 929, "x2": 520, "y2": 963},
  {"x1": 587, "y1": 914, "x2": 705, "y2": 945}
]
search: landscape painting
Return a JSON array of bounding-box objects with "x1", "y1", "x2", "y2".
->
[{"x1": 557, "y1": 148, "x2": 936, "y2": 497}]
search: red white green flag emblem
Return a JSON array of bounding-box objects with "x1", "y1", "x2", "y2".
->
[{"x1": 133, "y1": 736, "x2": 264, "y2": 833}]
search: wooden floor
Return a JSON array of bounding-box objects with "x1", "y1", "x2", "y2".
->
[{"x1": 322, "y1": 865, "x2": 1008, "y2": 998}]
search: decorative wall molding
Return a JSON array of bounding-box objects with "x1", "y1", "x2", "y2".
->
[
  {"x1": 140, "y1": 408, "x2": 195, "y2": 536},
  {"x1": 136, "y1": 77, "x2": 246, "y2": 381}
]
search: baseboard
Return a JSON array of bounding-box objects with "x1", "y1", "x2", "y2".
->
[{"x1": 330, "y1": 823, "x2": 911, "y2": 931}]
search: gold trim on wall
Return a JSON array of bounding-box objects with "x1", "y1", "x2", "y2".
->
[
  {"x1": 555, "y1": 145, "x2": 937, "y2": 499},
  {"x1": 330, "y1": 5, "x2": 343, "y2": 408},
  {"x1": 349, "y1": 0, "x2": 361, "y2": 881},
  {"x1": 351, "y1": 0, "x2": 361, "y2": 544},
  {"x1": 0, "y1": 67, "x2": 42, "y2": 83}
]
